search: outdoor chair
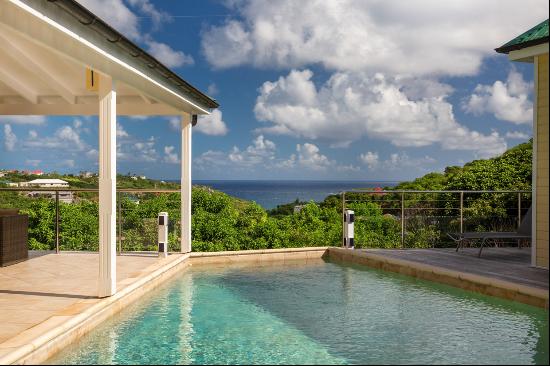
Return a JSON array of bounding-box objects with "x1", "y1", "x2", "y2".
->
[
  {"x1": 0, "y1": 209, "x2": 29, "y2": 266},
  {"x1": 447, "y1": 207, "x2": 532, "y2": 258}
]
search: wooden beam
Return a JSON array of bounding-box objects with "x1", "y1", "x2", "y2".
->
[
  {"x1": 138, "y1": 91, "x2": 156, "y2": 104},
  {"x1": 0, "y1": 102, "x2": 180, "y2": 115},
  {"x1": 0, "y1": 31, "x2": 77, "y2": 104},
  {"x1": 0, "y1": 60, "x2": 38, "y2": 104}
]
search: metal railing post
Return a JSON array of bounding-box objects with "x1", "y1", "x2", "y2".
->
[
  {"x1": 117, "y1": 195, "x2": 122, "y2": 255},
  {"x1": 55, "y1": 191, "x2": 59, "y2": 254},
  {"x1": 342, "y1": 191, "x2": 346, "y2": 247},
  {"x1": 401, "y1": 192, "x2": 405, "y2": 249},
  {"x1": 460, "y1": 191, "x2": 464, "y2": 234},
  {"x1": 517, "y1": 192, "x2": 522, "y2": 230}
]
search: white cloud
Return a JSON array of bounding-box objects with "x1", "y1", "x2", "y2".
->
[
  {"x1": 385, "y1": 153, "x2": 436, "y2": 170},
  {"x1": 23, "y1": 125, "x2": 87, "y2": 151},
  {"x1": 116, "y1": 123, "x2": 129, "y2": 138},
  {"x1": 0, "y1": 116, "x2": 46, "y2": 125},
  {"x1": 195, "y1": 110, "x2": 229, "y2": 136},
  {"x1": 167, "y1": 117, "x2": 181, "y2": 131},
  {"x1": 77, "y1": 0, "x2": 192, "y2": 69},
  {"x1": 201, "y1": 0, "x2": 546, "y2": 76},
  {"x1": 3, "y1": 124, "x2": 17, "y2": 151},
  {"x1": 207, "y1": 83, "x2": 219, "y2": 96},
  {"x1": 195, "y1": 150, "x2": 227, "y2": 169},
  {"x1": 228, "y1": 135, "x2": 276, "y2": 166},
  {"x1": 360, "y1": 151, "x2": 379, "y2": 169},
  {"x1": 196, "y1": 137, "x2": 358, "y2": 175},
  {"x1": 145, "y1": 39, "x2": 194, "y2": 68},
  {"x1": 296, "y1": 143, "x2": 331, "y2": 171},
  {"x1": 118, "y1": 136, "x2": 158, "y2": 162},
  {"x1": 505, "y1": 131, "x2": 530, "y2": 140},
  {"x1": 167, "y1": 110, "x2": 229, "y2": 136},
  {"x1": 255, "y1": 69, "x2": 507, "y2": 158},
  {"x1": 126, "y1": 0, "x2": 170, "y2": 30},
  {"x1": 163, "y1": 145, "x2": 179, "y2": 164},
  {"x1": 86, "y1": 149, "x2": 99, "y2": 160},
  {"x1": 77, "y1": 0, "x2": 141, "y2": 40},
  {"x1": 463, "y1": 70, "x2": 533, "y2": 124}
]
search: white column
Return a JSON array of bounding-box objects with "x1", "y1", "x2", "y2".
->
[
  {"x1": 98, "y1": 76, "x2": 117, "y2": 297},
  {"x1": 181, "y1": 114, "x2": 192, "y2": 253}
]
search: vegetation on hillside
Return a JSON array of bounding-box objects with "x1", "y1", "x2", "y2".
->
[{"x1": 0, "y1": 140, "x2": 532, "y2": 251}]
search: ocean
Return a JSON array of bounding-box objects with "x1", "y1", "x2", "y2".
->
[{"x1": 192, "y1": 180, "x2": 398, "y2": 209}]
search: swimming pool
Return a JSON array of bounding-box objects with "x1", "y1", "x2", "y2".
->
[{"x1": 47, "y1": 260, "x2": 548, "y2": 365}]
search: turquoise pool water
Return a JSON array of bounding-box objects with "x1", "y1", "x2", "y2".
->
[{"x1": 47, "y1": 260, "x2": 548, "y2": 365}]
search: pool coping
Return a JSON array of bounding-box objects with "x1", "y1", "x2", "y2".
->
[
  {"x1": 0, "y1": 247, "x2": 329, "y2": 365},
  {"x1": 0, "y1": 253, "x2": 191, "y2": 365},
  {"x1": 326, "y1": 247, "x2": 549, "y2": 309}
]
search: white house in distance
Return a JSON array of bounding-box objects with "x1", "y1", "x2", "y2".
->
[
  {"x1": 20, "y1": 179, "x2": 70, "y2": 188},
  {"x1": 0, "y1": 0, "x2": 218, "y2": 297},
  {"x1": 20, "y1": 179, "x2": 73, "y2": 203}
]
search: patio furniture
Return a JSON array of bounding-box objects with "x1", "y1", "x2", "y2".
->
[
  {"x1": 447, "y1": 207, "x2": 532, "y2": 258},
  {"x1": 0, "y1": 209, "x2": 29, "y2": 266}
]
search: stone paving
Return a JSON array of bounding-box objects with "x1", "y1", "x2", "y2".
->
[{"x1": 0, "y1": 251, "x2": 174, "y2": 350}]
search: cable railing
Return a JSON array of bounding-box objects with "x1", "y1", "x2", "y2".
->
[
  {"x1": 0, "y1": 187, "x2": 183, "y2": 253},
  {"x1": 1, "y1": 187, "x2": 532, "y2": 252},
  {"x1": 341, "y1": 189, "x2": 532, "y2": 249}
]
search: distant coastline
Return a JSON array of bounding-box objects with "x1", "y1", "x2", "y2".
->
[{"x1": 181, "y1": 180, "x2": 399, "y2": 209}]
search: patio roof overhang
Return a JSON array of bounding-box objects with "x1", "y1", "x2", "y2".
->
[
  {"x1": 0, "y1": 0, "x2": 207, "y2": 297},
  {"x1": 0, "y1": 0, "x2": 217, "y2": 116}
]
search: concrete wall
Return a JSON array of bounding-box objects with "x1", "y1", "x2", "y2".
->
[{"x1": 536, "y1": 53, "x2": 549, "y2": 269}]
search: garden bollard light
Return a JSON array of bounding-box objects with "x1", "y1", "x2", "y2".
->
[
  {"x1": 343, "y1": 209, "x2": 354, "y2": 249},
  {"x1": 158, "y1": 212, "x2": 169, "y2": 258}
]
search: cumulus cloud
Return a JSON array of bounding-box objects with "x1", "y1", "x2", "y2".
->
[
  {"x1": 23, "y1": 125, "x2": 87, "y2": 151},
  {"x1": 77, "y1": 0, "x2": 141, "y2": 40},
  {"x1": 195, "y1": 136, "x2": 360, "y2": 175},
  {"x1": 196, "y1": 110, "x2": 229, "y2": 136},
  {"x1": 385, "y1": 153, "x2": 436, "y2": 170},
  {"x1": 118, "y1": 136, "x2": 158, "y2": 162},
  {"x1": 77, "y1": 0, "x2": 192, "y2": 69},
  {"x1": 255, "y1": 69, "x2": 507, "y2": 158},
  {"x1": 116, "y1": 123, "x2": 129, "y2": 138},
  {"x1": 201, "y1": 0, "x2": 546, "y2": 76},
  {"x1": 3, "y1": 124, "x2": 17, "y2": 151},
  {"x1": 295, "y1": 143, "x2": 331, "y2": 171},
  {"x1": 463, "y1": 70, "x2": 533, "y2": 124},
  {"x1": 167, "y1": 110, "x2": 229, "y2": 136},
  {"x1": 360, "y1": 151, "x2": 379, "y2": 169},
  {"x1": 505, "y1": 131, "x2": 530, "y2": 140},
  {"x1": 145, "y1": 39, "x2": 194, "y2": 68},
  {"x1": 228, "y1": 135, "x2": 276, "y2": 166},
  {"x1": 163, "y1": 145, "x2": 179, "y2": 164}
]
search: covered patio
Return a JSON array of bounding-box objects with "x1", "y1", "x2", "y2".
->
[{"x1": 0, "y1": 0, "x2": 217, "y2": 297}]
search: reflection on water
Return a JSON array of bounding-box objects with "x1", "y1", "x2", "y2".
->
[{"x1": 47, "y1": 260, "x2": 549, "y2": 365}]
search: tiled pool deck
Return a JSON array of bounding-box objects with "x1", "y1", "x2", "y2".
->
[{"x1": 0, "y1": 246, "x2": 547, "y2": 364}]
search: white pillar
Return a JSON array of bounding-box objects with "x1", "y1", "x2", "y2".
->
[
  {"x1": 98, "y1": 76, "x2": 117, "y2": 297},
  {"x1": 181, "y1": 114, "x2": 192, "y2": 253}
]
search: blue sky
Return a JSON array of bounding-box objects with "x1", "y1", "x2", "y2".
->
[{"x1": 1, "y1": 0, "x2": 547, "y2": 181}]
